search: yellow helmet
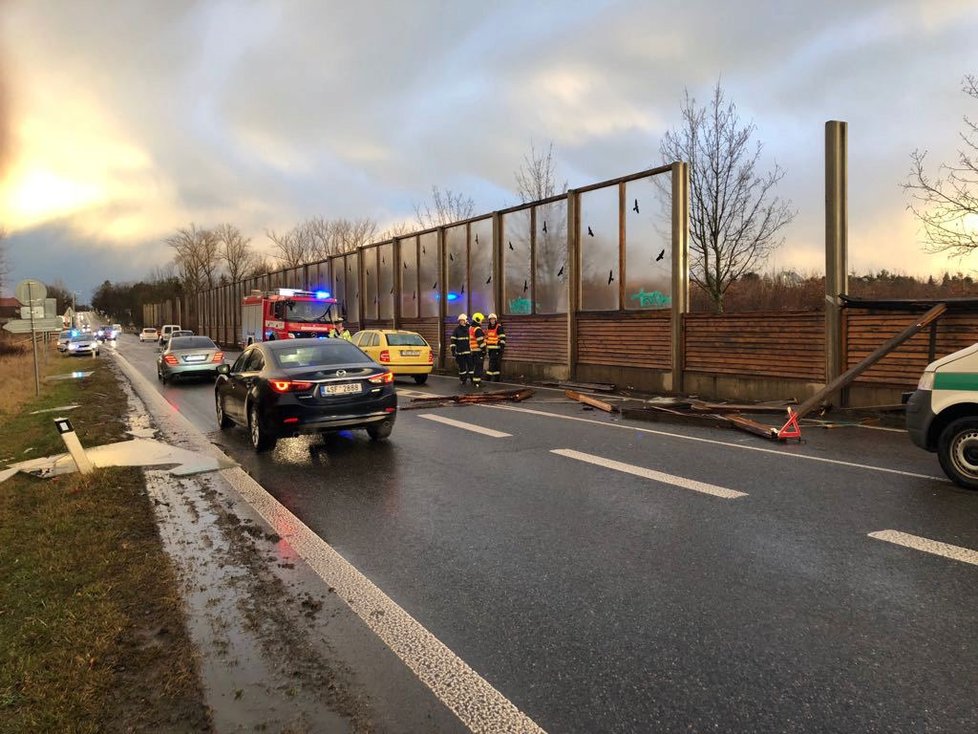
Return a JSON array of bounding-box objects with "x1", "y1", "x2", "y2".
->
[{"x1": 471, "y1": 312, "x2": 484, "y2": 324}]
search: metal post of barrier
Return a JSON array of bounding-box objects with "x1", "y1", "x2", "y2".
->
[{"x1": 54, "y1": 417, "x2": 94, "y2": 474}]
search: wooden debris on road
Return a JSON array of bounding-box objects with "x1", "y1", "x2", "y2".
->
[
  {"x1": 402, "y1": 388, "x2": 534, "y2": 410},
  {"x1": 564, "y1": 390, "x2": 618, "y2": 413},
  {"x1": 556, "y1": 380, "x2": 616, "y2": 393}
]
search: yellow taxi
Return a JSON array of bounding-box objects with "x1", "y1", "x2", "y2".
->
[{"x1": 352, "y1": 329, "x2": 434, "y2": 384}]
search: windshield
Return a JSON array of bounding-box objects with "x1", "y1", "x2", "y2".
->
[
  {"x1": 283, "y1": 300, "x2": 339, "y2": 324},
  {"x1": 387, "y1": 333, "x2": 428, "y2": 347},
  {"x1": 170, "y1": 337, "x2": 217, "y2": 350},
  {"x1": 272, "y1": 342, "x2": 373, "y2": 368}
]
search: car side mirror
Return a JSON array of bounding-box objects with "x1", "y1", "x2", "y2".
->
[{"x1": 217, "y1": 363, "x2": 230, "y2": 375}]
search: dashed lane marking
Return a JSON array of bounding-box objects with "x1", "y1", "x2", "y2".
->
[
  {"x1": 486, "y1": 404, "x2": 944, "y2": 481},
  {"x1": 868, "y1": 529, "x2": 978, "y2": 567},
  {"x1": 551, "y1": 449, "x2": 748, "y2": 499},
  {"x1": 418, "y1": 413, "x2": 512, "y2": 438}
]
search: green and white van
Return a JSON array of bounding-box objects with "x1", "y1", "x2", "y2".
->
[{"x1": 907, "y1": 343, "x2": 978, "y2": 489}]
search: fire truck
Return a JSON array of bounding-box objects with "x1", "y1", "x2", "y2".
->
[{"x1": 240, "y1": 289, "x2": 343, "y2": 346}]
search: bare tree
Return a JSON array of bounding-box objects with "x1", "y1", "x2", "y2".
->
[
  {"x1": 303, "y1": 216, "x2": 379, "y2": 258},
  {"x1": 0, "y1": 227, "x2": 8, "y2": 296},
  {"x1": 379, "y1": 220, "x2": 415, "y2": 241},
  {"x1": 214, "y1": 223, "x2": 254, "y2": 283},
  {"x1": 249, "y1": 255, "x2": 275, "y2": 278},
  {"x1": 334, "y1": 217, "x2": 379, "y2": 250},
  {"x1": 904, "y1": 74, "x2": 978, "y2": 256},
  {"x1": 166, "y1": 224, "x2": 221, "y2": 293},
  {"x1": 414, "y1": 186, "x2": 475, "y2": 229},
  {"x1": 514, "y1": 141, "x2": 569, "y2": 312},
  {"x1": 266, "y1": 227, "x2": 309, "y2": 269},
  {"x1": 660, "y1": 81, "x2": 794, "y2": 312},
  {"x1": 515, "y1": 140, "x2": 567, "y2": 203}
]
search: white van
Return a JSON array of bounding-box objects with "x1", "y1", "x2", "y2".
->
[
  {"x1": 907, "y1": 343, "x2": 978, "y2": 489},
  {"x1": 159, "y1": 324, "x2": 182, "y2": 348}
]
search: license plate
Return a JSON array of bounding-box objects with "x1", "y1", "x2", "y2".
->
[
  {"x1": 185, "y1": 355, "x2": 207, "y2": 362},
  {"x1": 322, "y1": 383, "x2": 362, "y2": 396},
  {"x1": 400, "y1": 350, "x2": 420, "y2": 357}
]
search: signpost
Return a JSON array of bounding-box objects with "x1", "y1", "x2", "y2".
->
[
  {"x1": 2, "y1": 317, "x2": 64, "y2": 333},
  {"x1": 12, "y1": 279, "x2": 47, "y2": 396}
]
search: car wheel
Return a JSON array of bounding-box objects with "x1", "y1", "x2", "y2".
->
[
  {"x1": 938, "y1": 417, "x2": 978, "y2": 490},
  {"x1": 249, "y1": 402, "x2": 277, "y2": 452},
  {"x1": 160, "y1": 369, "x2": 168, "y2": 385},
  {"x1": 216, "y1": 394, "x2": 233, "y2": 429},
  {"x1": 157, "y1": 367, "x2": 163, "y2": 382},
  {"x1": 413, "y1": 374, "x2": 428, "y2": 385},
  {"x1": 366, "y1": 418, "x2": 394, "y2": 441}
]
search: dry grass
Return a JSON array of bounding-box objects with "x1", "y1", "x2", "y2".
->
[
  {"x1": 0, "y1": 347, "x2": 210, "y2": 731},
  {"x1": 0, "y1": 341, "x2": 37, "y2": 416}
]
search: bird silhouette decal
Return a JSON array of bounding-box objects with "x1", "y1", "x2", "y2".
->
[
  {"x1": 633, "y1": 199, "x2": 640, "y2": 214},
  {"x1": 413, "y1": 291, "x2": 416, "y2": 300},
  {"x1": 655, "y1": 249, "x2": 665, "y2": 262},
  {"x1": 366, "y1": 269, "x2": 370, "y2": 276},
  {"x1": 557, "y1": 265, "x2": 565, "y2": 277},
  {"x1": 389, "y1": 286, "x2": 394, "y2": 295},
  {"x1": 587, "y1": 226, "x2": 594, "y2": 237},
  {"x1": 449, "y1": 252, "x2": 454, "y2": 261},
  {"x1": 460, "y1": 284, "x2": 465, "y2": 294},
  {"x1": 382, "y1": 257, "x2": 385, "y2": 264},
  {"x1": 485, "y1": 275, "x2": 492, "y2": 284},
  {"x1": 475, "y1": 234, "x2": 479, "y2": 244},
  {"x1": 432, "y1": 281, "x2": 438, "y2": 290},
  {"x1": 508, "y1": 241, "x2": 514, "y2": 250},
  {"x1": 523, "y1": 279, "x2": 528, "y2": 293},
  {"x1": 422, "y1": 246, "x2": 426, "y2": 255},
  {"x1": 542, "y1": 220, "x2": 548, "y2": 233},
  {"x1": 608, "y1": 270, "x2": 614, "y2": 285},
  {"x1": 404, "y1": 261, "x2": 408, "y2": 269}
]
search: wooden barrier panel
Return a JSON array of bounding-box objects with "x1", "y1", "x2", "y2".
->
[
  {"x1": 400, "y1": 318, "x2": 441, "y2": 354},
  {"x1": 577, "y1": 311, "x2": 670, "y2": 369},
  {"x1": 847, "y1": 311, "x2": 978, "y2": 386},
  {"x1": 501, "y1": 315, "x2": 568, "y2": 364},
  {"x1": 684, "y1": 311, "x2": 825, "y2": 381}
]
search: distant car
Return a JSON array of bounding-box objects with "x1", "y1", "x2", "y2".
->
[
  {"x1": 157, "y1": 336, "x2": 224, "y2": 384},
  {"x1": 172, "y1": 329, "x2": 194, "y2": 338},
  {"x1": 139, "y1": 327, "x2": 159, "y2": 343},
  {"x1": 158, "y1": 324, "x2": 182, "y2": 348},
  {"x1": 108, "y1": 324, "x2": 122, "y2": 341},
  {"x1": 66, "y1": 333, "x2": 100, "y2": 357},
  {"x1": 352, "y1": 329, "x2": 434, "y2": 384},
  {"x1": 57, "y1": 330, "x2": 72, "y2": 352},
  {"x1": 214, "y1": 340, "x2": 396, "y2": 452}
]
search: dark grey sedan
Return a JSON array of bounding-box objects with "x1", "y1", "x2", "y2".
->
[
  {"x1": 214, "y1": 340, "x2": 397, "y2": 452},
  {"x1": 157, "y1": 336, "x2": 224, "y2": 383}
]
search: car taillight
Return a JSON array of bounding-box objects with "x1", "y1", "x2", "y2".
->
[
  {"x1": 379, "y1": 350, "x2": 390, "y2": 363},
  {"x1": 367, "y1": 371, "x2": 394, "y2": 384},
  {"x1": 427, "y1": 350, "x2": 434, "y2": 364},
  {"x1": 269, "y1": 380, "x2": 314, "y2": 393},
  {"x1": 212, "y1": 352, "x2": 224, "y2": 363},
  {"x1": 164, "y1": 354, "x2": 179, "y2": 365}
]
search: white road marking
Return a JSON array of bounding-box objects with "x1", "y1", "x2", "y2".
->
[
  {"x1": 112, "y1": 349, "x2": 546, "y2": 734},
  {"x1": 419, "y1": 413, "x2": 512, "y2": 438},
  {"x1": 551, "y1": 449, "x2": 747, "y2": 499},
  {"x1": 485, "y1": 404, "x2": 945, "y2": 481},
  {"x1": 397, "y1": 389, "x2": 431, "y2": 399},
  {"x1": 868, "y1": 530, "x2": 978, "y2": 567}
]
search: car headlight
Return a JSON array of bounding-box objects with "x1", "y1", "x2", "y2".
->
[
  {"x1": 918, "y1": 371, "x2": 935, "y2": 390},
  {"x1": 68, "y1": 343, "x2": 77, "y2": 350}
]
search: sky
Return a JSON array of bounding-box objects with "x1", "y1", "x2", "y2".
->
[{"x1": 0, "y1": 0, "x2": 976, "y2": 301}]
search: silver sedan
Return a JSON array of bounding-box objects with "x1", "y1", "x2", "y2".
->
[{"x1": 157, "y1": 336, "x2": 225, "y2": 384}]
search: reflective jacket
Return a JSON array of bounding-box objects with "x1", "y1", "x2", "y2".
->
[
  {"x1": 451, "y1": 324, "x2": 471, "y2": 355},
  {"x1": 485, "y1": 322, "x2": 506, "y2": 350},
  {"x1": 468, "y1": 325, "x2": 486, "y2": 353}
]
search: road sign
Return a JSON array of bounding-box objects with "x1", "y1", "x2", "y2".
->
[
  {"x1": 15, "y1": 279, "x2": 47, "y2": 305},
  {"x1": 2, "y1": 317, "x2": 64, "y2": 334},
  {"x1": 21, "y1": 306, "x2": 45, "y2": 320}
]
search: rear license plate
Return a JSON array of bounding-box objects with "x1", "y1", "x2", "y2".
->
[
  {"x1": 400, "y1": 350, "x2": 420, "y2": 357},
  {"x1": 322, "y1": 383, "x2": 362, "y2": 396},
  {"x1": 185, "y1": 355, "x2": 207, "y2": 362}
]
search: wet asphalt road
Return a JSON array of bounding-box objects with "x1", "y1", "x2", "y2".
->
[{"x1": 117, "y1": 336, "x2": 978, "y2": 733}]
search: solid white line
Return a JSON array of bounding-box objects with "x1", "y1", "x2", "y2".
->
[
  {"x1": 484, "y1": 404, "x2": 944, "y2": 481},
  {"x1": 551, "y1": 449, "x2": 747, "y2": 499},
  {"x1": 419, "y1": 413, "x2": 512, "y2": 438},
  {"x1": 112, "y1": 349, "x2": 545, "y2": 734},
  {"x1": 868, "y1": 530, "x2": 978, "y2": 567}
]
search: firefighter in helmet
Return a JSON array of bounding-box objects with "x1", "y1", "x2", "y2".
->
[
  {"x1": 450, "y1": 313, "x2": 471, "y2": 385},
  {"x1": 468, "y1": 312, "x2": 487, "y2": 388},
  {"x1": 484, "y1": 313, "x2": 506, "y2": 381}
]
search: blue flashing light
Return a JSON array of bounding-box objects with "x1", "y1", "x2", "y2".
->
[
  {"x1": 316, "y1": 290, "x2": 330, "y2": 299},
  {"x1": 446, "y1": 292, "x2": 460, "y2": 302}
]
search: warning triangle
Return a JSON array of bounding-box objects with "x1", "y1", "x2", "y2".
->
[{"x1": 777, "y1": 408, "x2": 802, "y2": 441}]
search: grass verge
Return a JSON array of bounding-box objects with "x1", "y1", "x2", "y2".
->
[{"x1": 0, "y1": 344, "x2": 210, "y2": 732}]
